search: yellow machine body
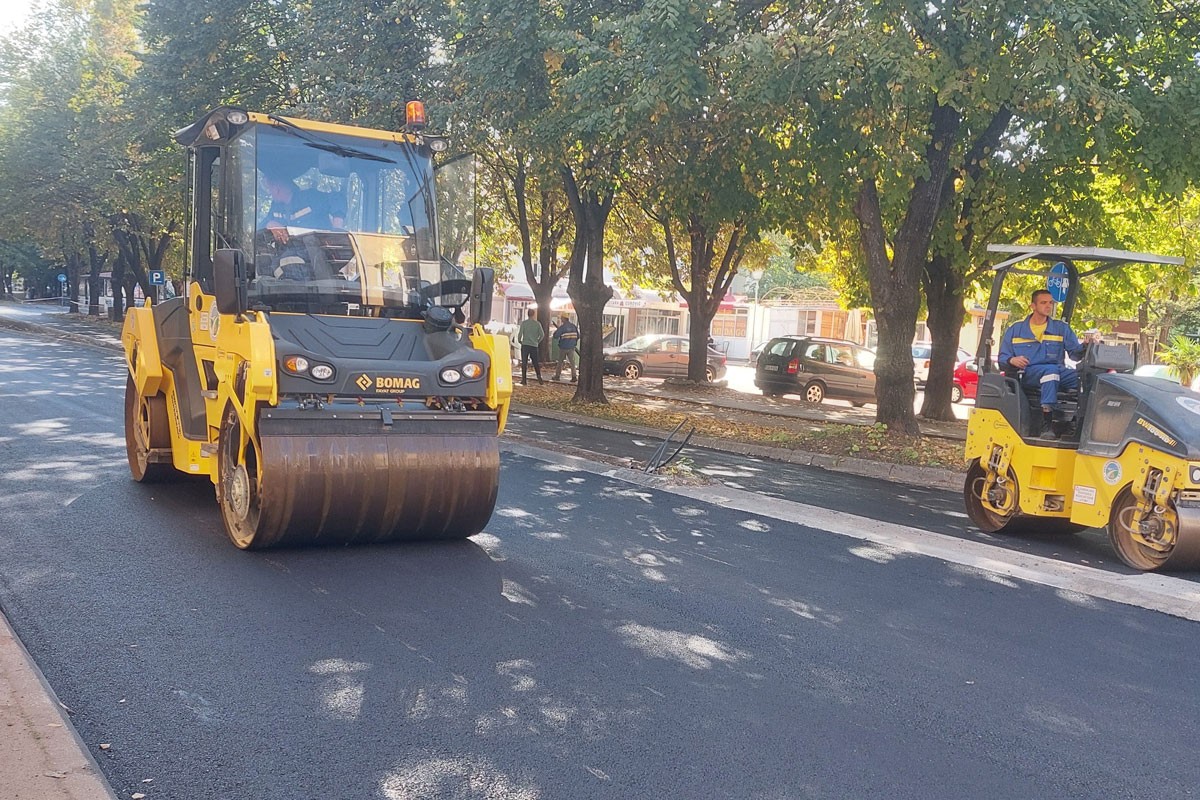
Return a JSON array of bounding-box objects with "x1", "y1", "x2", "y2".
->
[{"x1": 122, "y1": 108, "x2": 512, "y2": 549}]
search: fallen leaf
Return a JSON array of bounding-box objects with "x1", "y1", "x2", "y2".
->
[
  {"x1": 132, "y1": 794, "x2": 146, "y2": 799},
  {"x1": 99, "y1": 743, "x2": 111, "y2": 751},
  {"x1": 44, "y1": 772, "x2": 67, "y2": 780}
]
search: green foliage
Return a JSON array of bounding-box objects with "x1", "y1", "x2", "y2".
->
[
  {"x1": 752, "y1": 0, "x2": 1200, "y2": 429},
  {"x1": 1, "y1": 0, "x2": 1199, "y2": 362},
  {"x1": 1158, "y1": 334, "x2": 1200, "y2": 386}
]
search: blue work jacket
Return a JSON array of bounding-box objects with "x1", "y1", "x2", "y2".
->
[{"x1": 999, "y1": 315, "x2": 1084, "y2": 369}]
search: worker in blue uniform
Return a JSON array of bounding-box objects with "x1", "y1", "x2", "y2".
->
[{"x1": 999, "y1": 289, "x2": 1097, "y2": 438}]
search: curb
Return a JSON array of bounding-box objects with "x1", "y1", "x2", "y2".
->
[
  {"x1": 509, "y1": 402, "x2": 964, "y2": 492},
  {"x1": 0, "y1": 612, "x2": 120, "y2": 800}
]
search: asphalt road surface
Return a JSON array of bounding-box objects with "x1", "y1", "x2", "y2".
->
[
  {"x1": 2, "y1": 328, "x2": 1200, "y2": 799},
  {"x1": 504, "y1": 413, "x2": 1194, "y2": 580}
]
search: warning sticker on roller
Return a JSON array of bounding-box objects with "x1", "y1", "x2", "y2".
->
[{"x1": 1072, "y1": 485, "x2": 1097, "y2": 505}]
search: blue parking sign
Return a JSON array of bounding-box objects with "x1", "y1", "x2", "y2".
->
[
  {"x1": 149, "y1": 270, "x2": 166, "y2": 286},
  {"x1": 1047, "y1": 262, "x2": 1070, "y2": 303}
]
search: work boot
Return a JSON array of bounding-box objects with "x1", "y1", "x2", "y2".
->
[{"x1": 1039, "y1": 408, "x2": 1056, "y2": 439}]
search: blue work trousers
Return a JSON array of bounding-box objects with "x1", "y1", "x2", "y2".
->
[{"x1": 1022, "y1": 363, "x2": 1078, "y2": 408}]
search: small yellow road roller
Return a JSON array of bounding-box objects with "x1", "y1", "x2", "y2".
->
[{"x1": 963, "y1": 244, "x2": 1200, "y2": 571}]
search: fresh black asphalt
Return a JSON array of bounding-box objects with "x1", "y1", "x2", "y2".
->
[
  {"x1": 2, "y1": 329, "x2": 1199, "y2": 799},
  {"x1": 504, "y1": 413, "x2": 1169, "y2": 579}
]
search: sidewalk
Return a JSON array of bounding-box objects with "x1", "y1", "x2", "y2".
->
[
  {"x1": 1, "y1": 614, "x2": 116, "y2": 800},
  {"x1": 0, "y1": 302, "x2": 122, "y2": 350}
]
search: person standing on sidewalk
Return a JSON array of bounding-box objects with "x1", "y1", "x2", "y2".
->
[
  {"x1": 517, "y1": 308, "x2": 545, "y2": 385},
  {"x1": 552, "y1": 314, "x2": 579, "y2": 382}
]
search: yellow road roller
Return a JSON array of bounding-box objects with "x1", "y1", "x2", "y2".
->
[
  {"x1": 122, "y1": 106, "x2": 511, "y2": 549},
  {"x1": 962, "y1": 244, "x2": 1200, "y2": 571}
]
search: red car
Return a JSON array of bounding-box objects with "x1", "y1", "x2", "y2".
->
[{"x1": 952, "y1": 356, "x2": 985, "y2": 403}]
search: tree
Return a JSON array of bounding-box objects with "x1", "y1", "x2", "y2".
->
[
  {"x1": 450, "y1": 0, "x2": 574, "y2": 362},
  {"x1": 621, "y1": 0, "x2": 776, "y2": 382},
  {"x1": 1077, "y1": 181, "x2": 1200, "y2": 363},
  {"x1": 454, "y1": 0, "x2": 655, "y2": 402},
  {"x1": 0, "y1": 1, "x2": 97, "y2": 310},
  {"x1": 766, "y1": 0, "x2": 1200, "y2": 432},
  {"x1": 0, "y1": 240, "x2": 49, "y2": 300}
]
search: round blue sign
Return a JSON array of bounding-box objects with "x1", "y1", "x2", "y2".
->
[
  {"x1": 1047, "y1": 262, "x2": 1070, "y2": 303},
  {"x1": 57, "y1": 273, "x2": 66, "y2": 283}
]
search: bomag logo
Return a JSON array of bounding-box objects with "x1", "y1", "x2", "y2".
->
[
  {"x1": 356, "y1": 373, "x2": 421, "y2": 393},
  {"x1": 1136, "y1": 417, "x2": 1177, "y2": 447}
]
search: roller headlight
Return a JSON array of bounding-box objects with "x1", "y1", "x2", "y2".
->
[
  {"x1": 310, "y1": 364, "x2": 335, "y2": 381},
  {"x1": 283, "y1": 355, "x2": 310, "y2": 374},
  {"x1": 440, "y1": 362, "x2": 485, "y2": 385},
  {"x1": 1190, "y1": 464, "x2": 1200, "y2": 485}
]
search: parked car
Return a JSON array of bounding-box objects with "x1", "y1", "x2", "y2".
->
[
  {"x1": 950, "y1": 355, "x2": 1005, "y2": 403},
  {"x1": 748, "y1": 340, "x2": 768, "y2": 368},
  {"x1": 602, "y1": 334, "x2": 727, "y2": 381},
  {"x1": 754, "y1": 336, "x2": 876, "y2": 406},
  {"x1": 913, "y1": 343, "x2": 973, "y2": 385},
  {"x1": 951, "y1": 356, "x2": 980, "y2": 403}
]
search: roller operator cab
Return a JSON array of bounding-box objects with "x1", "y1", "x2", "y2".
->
[
  {"x1": 962, "y1": 245, "x2": 1200, "y2": 572},
  {"x1": 121, "y1": 107, "x2": 512, "y2": 549}
]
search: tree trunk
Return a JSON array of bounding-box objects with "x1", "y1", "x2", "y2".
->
[
  {"x1": 919, "y1": 106, "x2": 1009, "y2": 420},
  {"x1": 85, "y1": 222, "x2": 107, "y2": 318},
  {"x1": 65, "y1": 251, "x2": 83, "y2": 314},
  {"x1": 110, "y1": 250, "x2": 127, "y2": 321},
  {"x1": 919, "y1": 253, "x2": 966, "y2": 420},
  {"x1": 663, "y1": 215, "x2": 743, "y2": 383},
  {"x1": 854, "y1": 180, "x2": 920, "y2": 433},
  {"x1": 563, "y1": 166, "x2": 615, "y2": 404},
  {"x1": 855, "y1": 100, "x2": 960, "y2": 435}
]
